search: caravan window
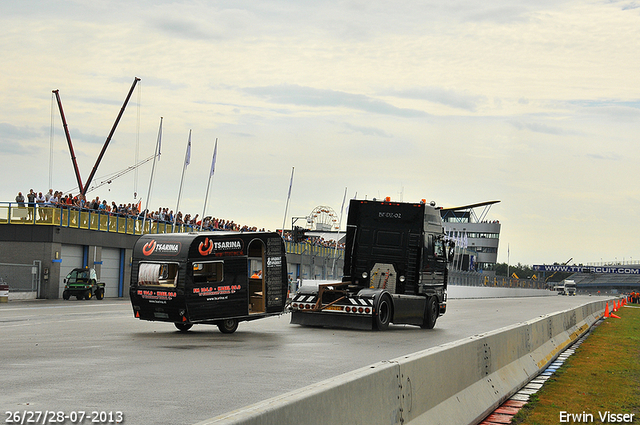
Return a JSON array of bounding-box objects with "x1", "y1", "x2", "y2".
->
[
  {"x1": 193, "y1": 261, "x2": 224, "y2": 284},
  {"x1": 138, "y1": 262, "x2": 179, "y2": 288}
]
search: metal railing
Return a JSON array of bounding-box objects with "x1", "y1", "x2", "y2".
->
[
  {"x1": 1, "y1": 202, "x2": 347, "y2": 257},
  {"x1": 0, "y1": 202, "x2": 196, "y2": 235},
  {"x1": 285, "y1": 240, "x2": 344, "y2": 259}
]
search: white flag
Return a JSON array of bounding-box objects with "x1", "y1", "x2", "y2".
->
[
  {"x1": 157, "y1": 118, "x2": 163, "y2": 161},
  {"x1": 209, "y1": 139, "x2": 218, "y2": 177},
  {"x1": 185, "y1": 130, "x2": 192, "y2": 166}
]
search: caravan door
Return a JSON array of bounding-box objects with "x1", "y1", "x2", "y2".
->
[{"x1": 186, "y1": 257, "x2": 249, "y2": 321}]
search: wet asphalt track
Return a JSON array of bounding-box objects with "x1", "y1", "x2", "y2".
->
[{"x1": 0, "y1": 295, "x2": 596, "y2": 424}]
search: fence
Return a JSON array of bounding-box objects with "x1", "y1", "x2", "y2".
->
[
  {"x1": 0, "y1": 260, "x2": 41, "y2": 295},
  {"x1": 449, "y1": 270, "x2": 547, "y2": 290}
]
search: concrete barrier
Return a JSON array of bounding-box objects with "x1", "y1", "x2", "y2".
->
[
  {"x1": 195, "y1": 299, "x2": 608, "y2": 425},
  {"x1": 7, "y1": 291, "x2": 37, "y2": 301}
]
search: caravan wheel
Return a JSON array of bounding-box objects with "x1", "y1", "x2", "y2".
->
[
  {"x1": 217, "y1": 319, "x2": 239, "y2": 334},
  {"x1": 175, "y1": 323, "x2": 193, "y2": 332}
]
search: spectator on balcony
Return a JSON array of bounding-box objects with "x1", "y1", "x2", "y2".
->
[
  {"x1": 36, "y1": 191, "x2": 46, "y2": 220},
  {"x1": 15, "y1": 192, "x2": 25, "y2": 207},
  {"x1": 50, "y1": 191, "x2": 59, "y2": 206},
  {"x1": 75, "y1": 194, "x2": 86, "y2": 209},
  {"x1": 26, "y1": 189, "x2": 36, "y2": 220}
]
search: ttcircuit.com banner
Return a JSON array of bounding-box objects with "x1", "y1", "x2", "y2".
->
[{"x1": 533, "y1": 265, "x2": 640, "y2": 275}]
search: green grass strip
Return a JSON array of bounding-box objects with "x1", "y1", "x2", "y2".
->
[{"x1": 513, "y1": 305, "x2": 640, "y2": 425}]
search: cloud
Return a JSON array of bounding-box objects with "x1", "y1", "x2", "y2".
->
[
  {"x1": 585, "y1": 152, "x2": 621, "y2": 161},
  {"x1": 618, "y1": 1, "x2": 640, "y2": 11},
  {"x1": 229, "y1": 132, "x2": 255, "y2": 138},
  {"x1": 0, "y1": 122, "x2": 40, "y2": 141},
  {"x1": 243, "y1": 85, "x2": 428, "y2": 117},
  {"x1": 509, "y1": 120, "x2": 574, "y2": 135},
  {"x1": 154, "y1": 17, "x2": 220, "y2": 40},
  {"x1": 341, "y1": 122, "x2": 392, "y2": 138},
  {"x1": 568, "y1": 101, "x2": 640, "y2": 121},
  {"x1": 381, "y1": 87, "x2": 487, "y2": 111},
  {"x1": 50, "y1": 127, "x2": 106, "y2": 146}
]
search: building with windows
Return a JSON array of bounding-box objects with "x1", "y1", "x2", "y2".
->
[{"x1": 440, "y1": 201, "x2": 501, "y2": 272}]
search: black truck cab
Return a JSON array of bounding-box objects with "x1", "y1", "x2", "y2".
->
[{"x1": 291, "y1": 198, "x2": 451, "y2": 330}]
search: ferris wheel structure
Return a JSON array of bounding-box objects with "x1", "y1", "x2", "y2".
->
[{"x1": 307, "y1": 205, "x2": 340, "y2": 231}]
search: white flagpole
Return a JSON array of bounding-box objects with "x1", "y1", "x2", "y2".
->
[
  {"x1": 281, "y1": 167, "x2": 294, "y2": 237},
  {"x1": 142, "y1": 117, "x2": 162, "y2": 234},
  {"x1": 200, "y1": 138, "x2": 218, "y2": 231},
  {"x1": 331, "y1": 187, "x2": 348, "y2": 277},
  {"x1": 174, "y1": 129, "x2": 191, "y2": 230},
  {"x1": 507, "y1": 244, "x2": 510, "y2": 281}
]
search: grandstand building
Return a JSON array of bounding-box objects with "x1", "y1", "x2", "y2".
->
[{"x1": 440, "y1": 201, "x2": 501, "y2": 272}]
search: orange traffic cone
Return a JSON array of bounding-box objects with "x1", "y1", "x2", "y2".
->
[
  {"x1": 604, "y1": 302, "x2": 610, "y2": 318},
  {"x1": 611, "y1": 300, "x2": 622, "y2": 319}
]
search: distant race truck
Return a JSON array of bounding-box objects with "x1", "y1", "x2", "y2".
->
[
  {"x1": 63, "y1": 268, "x2": 105, "y2": 300},
  {"x1": 562, "y1": 280, "x2": 576, "y2": 296}
]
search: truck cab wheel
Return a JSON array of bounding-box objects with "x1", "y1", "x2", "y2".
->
[
  {"x1": 175, "y1": 322, "x2": 193, "y2": 332},
  {"x1": 374, "y1": 294, "x2": 392, "y2": 331},
  {"x1": 217, "y1": 319, "x2": 239, "y2": 334},
  {"x1": 421, "y1": 296, "x2": 438, "y2": 329},
  {"x1": 62, "y1": 290, "x2": 70, "y2": 300},
  {"x1": 84, "y1": 290, "x2": 92, "y2": 300}
]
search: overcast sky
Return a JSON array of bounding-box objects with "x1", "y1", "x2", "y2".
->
[{"x1": 2, "y1": 0, "x2": 639, "y2": 266}]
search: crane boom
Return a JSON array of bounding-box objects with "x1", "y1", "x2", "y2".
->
[
  {"x1": 53, "y1": 77, "x2": 141, "y2": 196},
  {"x1": 52, "y1": 89, "x2": 84, "y2": 192},
  {"x1": 83, "y1": 77, "x2": 141, "y2": 195}
]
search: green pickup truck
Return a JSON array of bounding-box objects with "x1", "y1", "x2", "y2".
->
[{"x1": 62, "y1": 268, "x2": 105, "y2": 300}]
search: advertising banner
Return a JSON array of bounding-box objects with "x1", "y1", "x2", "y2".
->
[{"x1": 533, "y1": 265, "x2": 640, "y2": 275}]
